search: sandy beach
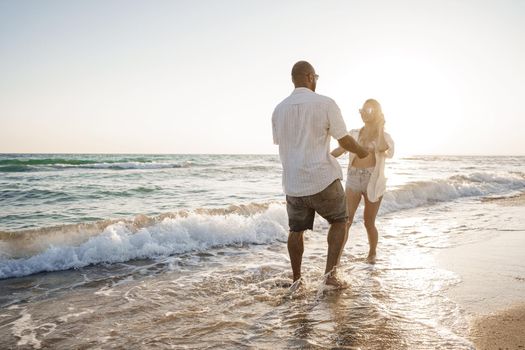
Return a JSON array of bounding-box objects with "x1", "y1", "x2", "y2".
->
[
  {"x1": 438, "y1": 192, "x2": 525, "y2": 349},
  {"x1": 471, "y1": 303, "x2": 525, "y2": 350}
]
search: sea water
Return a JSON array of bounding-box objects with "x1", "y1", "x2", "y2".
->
[{"x1": 0, "y1": 154, "x2": 524, "y2": 349}]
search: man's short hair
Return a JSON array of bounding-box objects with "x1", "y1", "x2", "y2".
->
[{"x1": 291, "y1": 61, "x2": 314, "y2": 80}]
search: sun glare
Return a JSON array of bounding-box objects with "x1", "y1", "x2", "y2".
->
[{"x1": 363, "y1": 53, "x2": 463, "y2": 156}]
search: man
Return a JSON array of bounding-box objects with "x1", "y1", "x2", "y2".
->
[{"x1": 272, "y1": 60, "x2": 368, "y2": 288}]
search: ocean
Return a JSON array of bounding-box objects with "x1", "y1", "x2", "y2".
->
[{"x1": 0, "y1": 153, "x2": 524, "y2": 349}]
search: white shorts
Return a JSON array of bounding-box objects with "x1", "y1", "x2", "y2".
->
[{"x1": 346, "y1": 167, "x2": 374, "y2": 194}]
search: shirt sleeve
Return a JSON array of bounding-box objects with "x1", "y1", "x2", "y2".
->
[
  {"x1": 327, "y1": 100, "x2": 348, "y2": 140},
  {"x1": 272, "y1": 111, "x2": 279, "y2": 145}
]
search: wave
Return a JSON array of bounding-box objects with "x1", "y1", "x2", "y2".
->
[
  {"x1": 0, "y1": 158, "x2": 192, "y2": 172},
  {"x1": 380, "y1": 172, "x2": 525, "y2": 214},
  {"x1": 73, "y1": 161, "x2": 189, "y2": 170},
  {"x1": 0, "y1": 203, "x2": 288, "y2": 279},
  {"x1": 0, "y1": 158, "x2": 110, "y2": 166},
  {"x1": 1, "y1": 172, "x2": 523, "y2": 279}
]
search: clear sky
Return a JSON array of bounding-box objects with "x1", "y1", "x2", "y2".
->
[{"x1": 1, "y1": 0, "x2": 524, "y2": 155}]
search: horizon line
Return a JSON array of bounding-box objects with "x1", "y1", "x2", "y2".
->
[{"x1": 1, "y1": 152, "x2": 525, "y2": 157}]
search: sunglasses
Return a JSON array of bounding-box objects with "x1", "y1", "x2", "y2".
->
[
  {"x1": 359, "y1": 107, "x2": 374, "y2": 115},
  {"x1": 306, "y1": 73, "x2": 319, "y2": 82}
]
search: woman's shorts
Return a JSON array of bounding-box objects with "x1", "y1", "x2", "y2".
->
[{"x1": 346, "y1": 167, "x2": 374, "y2": 194}]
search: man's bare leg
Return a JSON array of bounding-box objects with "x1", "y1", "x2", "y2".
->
[
  {"x1": 287, "y1": 231, "x2": 304, "y2": 282},
  {"x1": 324, "y1": 221, "x2": 348, "y2": 287}
]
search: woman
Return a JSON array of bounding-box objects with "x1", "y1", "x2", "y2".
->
[{"x1": 331, "y1": 99, "x2": 394, "y2": 264}]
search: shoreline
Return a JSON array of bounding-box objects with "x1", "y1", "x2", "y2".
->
[
  {"x1": 481, "y1": 191, "x2": 525, "y2": 206},
  {"x1": 437, "y1": 192, "x2": 525, "y2": 349}
]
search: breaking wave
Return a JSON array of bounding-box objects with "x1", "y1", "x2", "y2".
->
[
  {"x1": 381, "y1": 172, "x2": 525, "y2": 214},
  {"x1": 0, "y1": 203, "x2": 288, "y2": 279},
  {"x1": 1, "y1": 171, "x2": 523, "y2": 279}
]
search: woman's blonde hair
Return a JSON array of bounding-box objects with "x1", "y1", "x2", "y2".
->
[
  {"x1": 359, "y1": 99, "x2": 385, "y2": 146},
  {"x1": 364, "y1": 99, "x2": 384, "y2": 125}
]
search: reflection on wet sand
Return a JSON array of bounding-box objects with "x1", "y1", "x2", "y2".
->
[{"x1": 0, "y1": 202, "x2": 490, "y2": 349}]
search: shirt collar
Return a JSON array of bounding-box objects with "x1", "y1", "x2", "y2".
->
[{"x1": 292, "y1": 87, "x2": 314, "y2": 94}]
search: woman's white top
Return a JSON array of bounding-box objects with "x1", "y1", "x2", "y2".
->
[{"x1": 339, "y1": 128, "x2": 395, "y2": 202}]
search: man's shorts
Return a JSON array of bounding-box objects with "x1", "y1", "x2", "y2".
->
[{"x1": 285, "y1": 180, "x2": 348, "y2": 232}]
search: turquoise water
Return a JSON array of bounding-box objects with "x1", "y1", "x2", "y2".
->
[{"x1": 0, "y1": 154, "x2": 282, "y2": 231}]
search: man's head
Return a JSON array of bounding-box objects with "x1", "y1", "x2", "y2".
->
[{"x1": 291, "y1": 61, "x2": 318, "y2": 91}]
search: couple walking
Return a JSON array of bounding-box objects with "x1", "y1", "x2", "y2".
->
[{"x1": 272, "y1": 61, "x2": 394, "y2": 289}]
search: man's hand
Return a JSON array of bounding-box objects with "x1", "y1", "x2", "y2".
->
[{"x1": 337, "y1": 135, "x2": 368, "y2": 159}]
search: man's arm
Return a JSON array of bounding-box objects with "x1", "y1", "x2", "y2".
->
[
  {"x1": 326, "y1": 99, "x2": 367, "y2": 158},
  {"x1": 330, "y1": 146, "x2": 346, "y2": 158},
  {"x1": 337, "y1": 135, "x2": 368, "y2": 159}
]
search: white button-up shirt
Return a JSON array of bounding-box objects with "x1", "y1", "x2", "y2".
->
[
  {"x1": 344, "y1": 129, "x2": 395, "y2": 202},
  {"x1": 272, "y1": 87, "x2": 348, "y2": 196}
]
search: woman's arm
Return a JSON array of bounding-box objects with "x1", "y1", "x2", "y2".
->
[
  {"x1": 376, "y1": 126, "x2": 389, "y2": 153},
  {"x1": 384, "y1": 133, "x2": 395, "y2": 158},
  {"x1": 375, "y1": 115, "x2": 390, "y2": 153}
]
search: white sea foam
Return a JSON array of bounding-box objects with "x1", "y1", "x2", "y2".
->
[
  {"x1": 10, "y1": 307, "x2": 56, "y2": 349},
  {"x1": 1, "y1": 172, "x2": 523, "y2": 279},
  {"x1": 380, "y1": 172, "x2": 525, "y2": 214},
  {"x1": 0, "y1": 204, "x2": 288, "y2": 279}
]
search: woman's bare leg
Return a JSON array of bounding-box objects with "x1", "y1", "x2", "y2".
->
[
  {"x1": 341, "y1": 189, "x2": 362, "y2": 259},
  {"x1": 346, "y1": 188, "x2": 362, "y2": 234},
  {"x1": 363, "y1": 195, "x2": 383, "y2": 263}
]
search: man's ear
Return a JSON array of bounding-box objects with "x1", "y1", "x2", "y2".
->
[{"x1": 307, "y1": 73, "x2": 314, "y2": 83}]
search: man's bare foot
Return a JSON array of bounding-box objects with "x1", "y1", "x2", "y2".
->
[
  {"x1": 324, "y1": 275, "x2": 348, "y2": 290},
  {"x1": 289, "y1": 277, "x2": 304, "y2": 293},
  {"x1": 366, "y1": 254, "x2": 376, "y2": 264}
]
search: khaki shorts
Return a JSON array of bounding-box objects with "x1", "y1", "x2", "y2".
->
[{"x1": 285, "y1": 180, "x2": 348, "y2": 232}]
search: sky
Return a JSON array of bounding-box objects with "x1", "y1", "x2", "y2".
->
[{"x1": 0, "y1": 0, "x2": 524, "y2": 155}]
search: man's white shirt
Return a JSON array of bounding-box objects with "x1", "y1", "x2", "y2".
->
[{"x1": 272, "y1": 87, "x2": 348, "y2": 196}]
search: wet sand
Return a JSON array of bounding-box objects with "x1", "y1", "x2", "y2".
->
[
  {"x1": 481, "y1": 192, "x2": 525, "y2": 206},
  {"x1": 470, "y1": 303, "x2": 525, "y2": 350},
  {"x1": 438, "y1": 192, "x2": 525, "y2": 349}
]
